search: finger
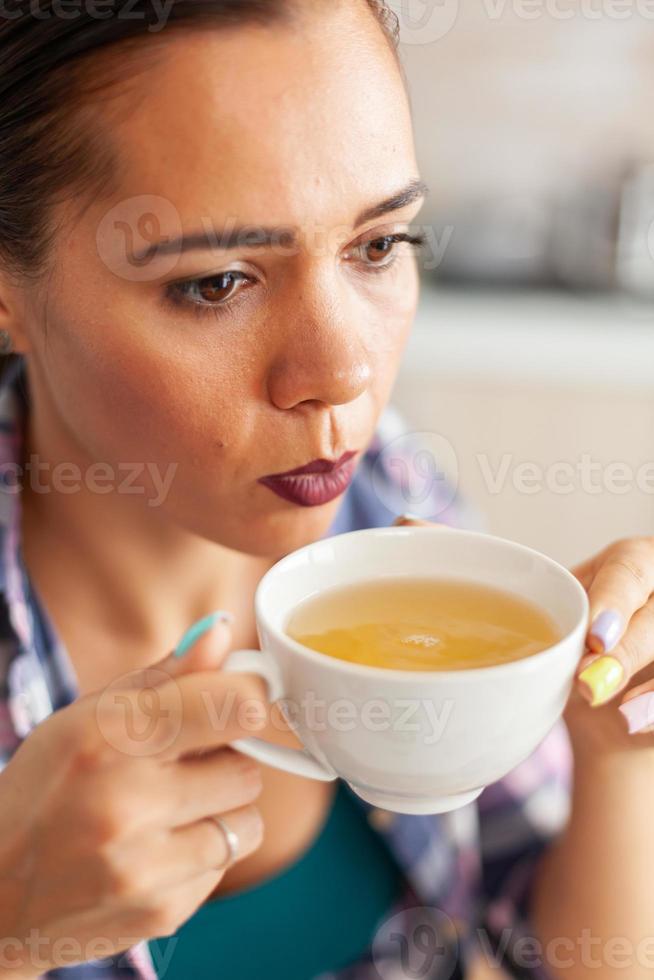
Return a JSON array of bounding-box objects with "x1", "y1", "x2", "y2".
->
[
  {"x1": 168, "y1": 610, "x2": 235, "y2": 666},
  {"x1": 96, "y1": 613, "x2": 235, "y2": 697},
  {"x1": 168, "y1": 802, "x2": 264, "y2": 883},
  {"x1": 619, "y1": 681, "x2": 654, "y2": 735},
  {"x1": 123, "y1": 805, "x2": 264, "y2": 932},
  {"x1": 568, "y1": 561, "x2": 595, "y2": 592},
  {"x1": 576, "y1": 596, "x2": 654, "y2": 707},
  {"x1": 583, "y1": 540, "x2": 654, "y2": 655},
  {"x1": 392, "y1": 514, "x2": 442, "y2": 527},
  {"x1": 568, "y1": 544, "x2": 611, "y2": 591},
  {"x1": 137, "y1": 804, "x2": 264, "y2": 896},
  {"x1": 102, "y1": 668, "x2": 273, "y2": 762},
  {"x1": 154, "y1": 747, "x2": 263, "y2": 828}
]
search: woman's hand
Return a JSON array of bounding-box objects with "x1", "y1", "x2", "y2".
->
[
  {"x1": 565, "y1": 536, "x2": 654, "y2": 753},
  {"x1": 0, "y1": 618, "x2": 271, "y2": 978},
  {"x1": 532, "y1": 537, "x2": 654, "y2": 980}
]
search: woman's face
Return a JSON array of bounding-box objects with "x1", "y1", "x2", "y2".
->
[{"x1": 15, "y1": 2, "x2": 425, "y2": 557}]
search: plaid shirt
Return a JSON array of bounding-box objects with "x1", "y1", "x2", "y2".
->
[{"x1": 0, "y1": 356, "x2": 572, "y2": 980}]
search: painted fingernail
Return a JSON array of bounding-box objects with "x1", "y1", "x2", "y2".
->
[
  {"x1": 619, "y1": 693, "x2": 654, "y2": 734},
  {"x1": 587, "y1": 609, "x2": 623, "y2": 654},
  {"x1": 393, "y1": 513, "x2": 422, "y2": 524},
  {"x1": 173, "y1": 610, "x2": 234, "y2": 658},
  {"x1": 577, "y1": 655, "x2": 624, "y2": 706}
]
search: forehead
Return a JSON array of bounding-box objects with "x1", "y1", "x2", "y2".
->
[{"x1": 98, "y1": 11, "x2": 416, "y2": 229}]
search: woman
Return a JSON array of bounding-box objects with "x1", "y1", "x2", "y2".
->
[{"x1": 0, "y1": 2, "x2": 652, "y2": 978}]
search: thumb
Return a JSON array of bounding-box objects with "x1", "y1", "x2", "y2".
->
[{"x1": 118, "y1": 611, "x2": 235, "y2": 690}]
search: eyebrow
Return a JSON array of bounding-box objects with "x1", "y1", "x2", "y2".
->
[{"x1": 129, "y1": 178, "x2": 429, "y2": 262}]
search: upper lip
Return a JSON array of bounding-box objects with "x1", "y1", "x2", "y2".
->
[{"x1": 262, "y1": 450, "x2": 358, "y2": 479}]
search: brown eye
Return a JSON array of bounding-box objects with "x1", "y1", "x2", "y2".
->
[
  {"x1": 354, "y1": 232, "x2": 425, "y2": 271},
  {"x1": 194, "y1": 272, "x2": 245, "y2": 304},
  {"x1": 167, "y1": 270, "x2": 253, "y2": 313},
  {"x1": 364, "y1": 236, "x2": 396, "y2": 265}
]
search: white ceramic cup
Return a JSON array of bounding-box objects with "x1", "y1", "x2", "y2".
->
[{"x1": 222, "y1": 526, "x2": 589, "y2": 814}]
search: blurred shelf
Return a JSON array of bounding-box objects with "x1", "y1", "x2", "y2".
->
[{"x1": 404, "y1": 286, "x2": 654, "y2": 390}]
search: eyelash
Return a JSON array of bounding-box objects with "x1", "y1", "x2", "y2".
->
[{"x1": 164, "y1": 231, "x2": 427, "y2": 319}]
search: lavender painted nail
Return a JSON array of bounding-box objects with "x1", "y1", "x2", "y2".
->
[
  {"x1": 588, "y1": 609, "x2": 623, "y2": 653},
  {"x1": 619, "y1": 692, "x2": 654, "y2": 734}
]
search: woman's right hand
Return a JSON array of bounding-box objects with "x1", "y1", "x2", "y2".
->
[{"x1": 0, "y1": 617, "x2": 270, "y2": 978}]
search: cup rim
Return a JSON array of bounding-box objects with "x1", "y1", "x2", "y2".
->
[{"x1": 255, "y1": 525, "x2": 590, "y2": 682}]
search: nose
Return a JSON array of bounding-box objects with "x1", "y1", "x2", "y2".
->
[{"x1": 266, "y1": 285, "x2": 374, "y2": 411}]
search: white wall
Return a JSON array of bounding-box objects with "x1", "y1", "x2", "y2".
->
[
  {"x1": 392, "y1": 2, "x2": 654, "y2": 222},
  {"x1": 386, "y1": 6, "x2": 654, "y2": 568},
  {"x1": 392, "y1": 287, "x2": 654, "y2": 568}
]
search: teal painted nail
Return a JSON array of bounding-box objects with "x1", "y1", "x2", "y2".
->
[{"x1": 173, "y1": 610, "x2": 233, "y2": 657}]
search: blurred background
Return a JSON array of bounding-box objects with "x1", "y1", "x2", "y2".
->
[{"x1": 387, "y1": 0, "x2": 654, "y2": 567}]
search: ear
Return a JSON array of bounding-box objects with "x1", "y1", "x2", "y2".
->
[{"x1": 0, "y1": 270, "x2": 32, "y2": 355}]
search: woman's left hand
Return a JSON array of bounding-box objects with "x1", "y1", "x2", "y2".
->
[{"x1": 566, "y1": 535, "x2": 654, "y2": 751}]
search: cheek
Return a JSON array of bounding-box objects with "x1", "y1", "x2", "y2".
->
[
  {"x1": 36, "y1": 305, "x2": 252, "y2": 481},
  {"x1": 396, "y1": 262, "x2": 420, "y2": 329},
  {"x1": 367, "y1": 266, "x2": 419, "y2": 386}
]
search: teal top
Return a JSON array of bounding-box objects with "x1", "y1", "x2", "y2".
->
[{"x1": 148, "y1": 780, "x2": 406, "y2": 979}]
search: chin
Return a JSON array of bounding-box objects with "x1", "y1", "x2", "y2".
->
[{"x1": 211, "y1": 499, "x2": 345, "y2": 559}]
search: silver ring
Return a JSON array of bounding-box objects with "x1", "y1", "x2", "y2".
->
[{"x1": 210, "y1": 814, "x2": 240, "y2": 870}]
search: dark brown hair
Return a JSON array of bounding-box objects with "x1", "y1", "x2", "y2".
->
[
  {"x1": 0, "y1": 0, "x2": 400, "y2": 380},
  {"x1": 0, "y1": 0, "x2": 399, "y2": 285}
]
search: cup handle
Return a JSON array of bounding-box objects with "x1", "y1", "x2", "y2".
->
[{"x1": 221, "y1": 648, "x2": 337, "y2": 782}]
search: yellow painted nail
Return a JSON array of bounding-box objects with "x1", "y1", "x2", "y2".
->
[{"x1": 578, "y1": 656, "x2": 624, "y2": 706}]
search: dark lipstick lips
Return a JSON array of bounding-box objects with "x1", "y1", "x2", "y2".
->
[{"x1": 258, "y1": 451, "x2": 358, "y2": 507}]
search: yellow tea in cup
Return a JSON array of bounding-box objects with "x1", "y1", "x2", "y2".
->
[{"x1": 286, "y1": 577, "x2": 560, "y2": 671}]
